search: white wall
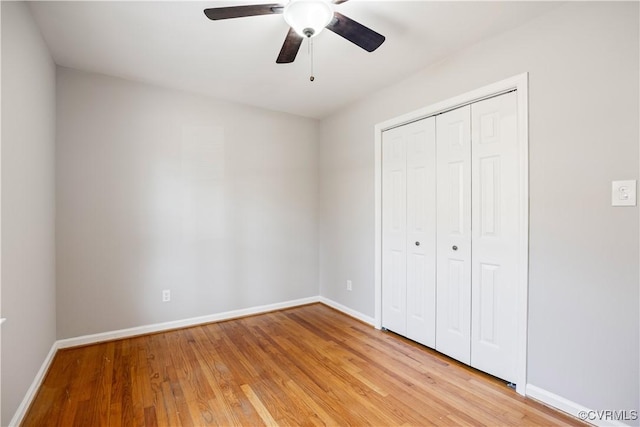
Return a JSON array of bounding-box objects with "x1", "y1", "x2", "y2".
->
[
  {"x1": 56, "y1": 67, "x2": 319, "y2": 339},
  {"x1": 1, "y1": 2, "x2": 57, "y2": 425},
  {"x1": 319, "y1": 1, "x2": 639, "y2": 418}
]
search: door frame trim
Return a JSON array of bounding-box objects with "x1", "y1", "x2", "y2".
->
[{"x1": 373, "y1": 73, "x2": 529, "y2": 396}]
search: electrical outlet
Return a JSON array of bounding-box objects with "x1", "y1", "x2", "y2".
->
[
  {"x1": 162, "y1": 289, "x2": 171, "y2": 302},
  {"x1": 346, "y1": 280, "x2": 352, "y2": 291}
]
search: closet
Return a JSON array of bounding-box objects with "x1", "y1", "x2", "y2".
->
[{"x1": 381, "y1": 91, "x2": 519, "y2": 384}]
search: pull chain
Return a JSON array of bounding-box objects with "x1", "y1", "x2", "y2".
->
[{"x1": 308, "y1": 37, "x2": 315, "y2": 82}]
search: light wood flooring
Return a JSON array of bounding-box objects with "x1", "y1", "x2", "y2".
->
[{"x1": 22, "y1": 303, "x2": 584, "y2": 426}]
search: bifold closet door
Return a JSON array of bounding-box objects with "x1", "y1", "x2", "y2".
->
[
  {"x1": 382, "y1": 125, "x2": 407, "y2": 335},
  {"x1": 382, "y1": 117, "x2": 436, "y2": 347},
  {"x1": 435, "y1": 92, "x2": 520, "y2": 383},
  {"x1": 470, "y1": 91, "x2": 519, "y2": 383},
  {"x1": 435, "y1": 106, "x2": 472, "y2": 364}
]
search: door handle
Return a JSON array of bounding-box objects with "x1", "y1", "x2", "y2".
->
[
  {"x1": 452, "y1": 245, "x2": 458, "y2": 251},
  {"x1": 415, "y1": 241, "x2": 420, "y2": 246}
]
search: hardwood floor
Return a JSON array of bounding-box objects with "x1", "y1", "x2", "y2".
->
[{"x1": 22, "y1": 303, "x2": 583, "y2": 426}]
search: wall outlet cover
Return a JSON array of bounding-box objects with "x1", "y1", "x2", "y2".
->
[{"x1": 611, "y1": 180, "x2": 637, "y2": 207}]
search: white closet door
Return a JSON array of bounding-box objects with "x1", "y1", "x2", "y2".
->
[
  {"x1": 435, "y1": 106, "x2": 472, "y2": 364},
  {"x1": 470, "y1": 92, "x2": 519, "y2": 383},
  {"x1": 406, "y1": 117, "x2": 436, "y2": 348},
  {"x1": 382, "y1": 118, "x2": 436, "y2": 345},
  {"x1": 382, "y1": 126, "x2": 407, "y2": 335}
]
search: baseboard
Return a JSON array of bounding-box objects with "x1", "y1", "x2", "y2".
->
[
  {"x1": 57, "y1": 296, "x2": 321, "y2": 349},
  {"x1": 9, "y1": 341, "x2": 59, "y2": 427},
  {"x1": 318, "y1": 296, "x2": 375, "y2": 325},
  {"x1": 526, "y1": 384, "x2": 635, "y2": 427},
  {"x1": 9, "y1": 296, "x2": 321, "y2": 425},
  {"x1": 10, "y1": 295, "x2": 373, "y2": 426},
  {"x1": 56, "y1": 296, "x2": 374, "y2": 349}
]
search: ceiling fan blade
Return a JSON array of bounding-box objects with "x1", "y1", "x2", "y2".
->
[
  {"x1": 204, "y1": 4, "x2": 284, "y2": 20},
  {"x1": 326, "y1": 12, "x2": 385, "y2": 52},
  {"x1": 276, "y1": 28, "x2": 304, "y2": 63},
  {"x1": 332, "y1": 0, "x2": 350, "y2": 4}
]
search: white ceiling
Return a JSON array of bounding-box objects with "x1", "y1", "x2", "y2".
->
[{"x1": 29, "y1": 1, "x2": 561, "y2": 119}]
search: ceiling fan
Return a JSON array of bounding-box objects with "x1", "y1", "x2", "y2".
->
[{"x1": 203, "y1": 0, "x2": 386, "y2": 64}]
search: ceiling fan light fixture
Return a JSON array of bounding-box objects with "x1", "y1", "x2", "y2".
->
[{"x1": 283, "y1": 0, "x2": 334, "y2": 38}]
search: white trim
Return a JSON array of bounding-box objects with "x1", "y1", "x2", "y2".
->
[
  {"x1": 526, "y1": 384, "x2": 589, "y2": 423},
  {"x1": 374, "y1": 73, "x2": 529, "y2": 395},
  {"x1": 9, "y1": 296, "x2": 322, "y2": 425},
  {"x1": 8, "y1": 296, "x2": 375, "y2": 426},
  {"x1": 319, "y1": 296, "x2": 375, "y2": 326},
  {"x1": 9, "y1": 296, "x2": 373, "y2": 426},
  {"x1": 526, "y1": 384, "x2": 633, "y2": 427},
  {"x1": 374, "y1": 122, "x2": 383, "y2": 330},
  {"x1": 514, "y1": 74, "x2": 530, "y2": 397},
  {"x1": 9, "y1": 341, "x2": 59, "y2": 427},
  {"x1": 57, "y1": 296, "x2": 320, "y2": 349}
]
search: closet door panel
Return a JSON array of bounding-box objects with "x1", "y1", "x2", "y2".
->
[
  {"x1": 382, "y1": 127, "x2": 407, "y2": 335},
  {"x1": 406, "y1": 117, "x2": 436, "y2": 348},
  {"x1": 470, "y1": 91, "x2": 519, "y2": 383},
  {"x1": 436, "y1": 106, "x2": 472, "y2": 364},
  {"x1": 382, "y1": 118, "x2": 436, "y2": 343}
]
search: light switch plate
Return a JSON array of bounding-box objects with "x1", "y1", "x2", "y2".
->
[{"x1": 612, "y1": 180, "x2": 636, "y2": 206}]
